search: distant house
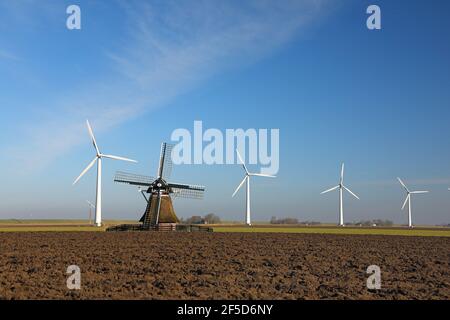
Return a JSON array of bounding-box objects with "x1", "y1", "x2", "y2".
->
[{"x1": 187, "y1": 216, "x2": 206, "y2": 224}]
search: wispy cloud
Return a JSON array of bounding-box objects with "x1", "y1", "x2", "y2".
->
[
  {"x1": 4, "y1": 0, "x2": 332, "y2": 173},
  {"x1": 0, "y1": 49, "x2": 19, "y2": 61}
]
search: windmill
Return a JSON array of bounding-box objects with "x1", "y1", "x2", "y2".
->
[
  {"x1": 73, "y1": 120, "x2": 137, "y2": 227},
  {"x1": 86, "y1": 200, "x2": 95, "y2": 225},
  {"x1": 114, "y1": 143, "x2": 205, "y2": 230},
  {"x1": 232, "y1": 149, "x2": 276, "y2": 226},
  {"x1": 397, "y1": 178, "x2": 429, "y2": 228},
  {"x1": 321, "y1": 163, "x2": 359, "y2": 226}
]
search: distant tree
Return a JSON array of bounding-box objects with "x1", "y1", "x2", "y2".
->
[
  {"x1": 270, "y1": 217, "x2": 299, "y2": 224},
  {"x1": 282, "y1": 218, "x2": 299, "y2": 224},
  {"x1": 185, "y1": 216, "x2": 204, "y2": 224},
  {"x1": 350, "y1": 219, "x2": 393, "y2": 227},
  {"x1": 373, "y1": 219, "x2": 393, "y2": 226},
  {"x1": 204, "y1": 213, "x2": 221, "y2": 224},
  {"x1": 300, "y1": 221, "x2": 321, "y2": 225}
]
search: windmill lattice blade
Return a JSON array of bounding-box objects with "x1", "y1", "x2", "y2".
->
[
  {"x1": 157, "y1": 143, "x2": 174, "y2": 179},
  {"x1": 343, "y1": 186, "x2": 360, "y2": 199},
  {"x1": 169, "y1": 182, "x2": 205, "y2": 199},
  {"x1": 236, "y1": 149, "x2": 249, "y2": 174},
  {"x1": 401, "y1": 194, "x2": 410, "y2": 210},
  {"x1": 114, "y1": 171, "x2": 153, "y2": 187},
  {"x1": 73, "y1": 157, "x2": 97, "y2": 185},
  {"x1": 161, "y1": 143, "x2": 174, "y2": 180},
  {"x1": 157, "y1": 143, "x2": 165, "y2": 178},
  {"x1": 168, "y1": 182, "x2": 205, "y2": 191},
  {"x1": 86, "y1": 120, "x2": 100, "y2": 155},
  {"x1": 232, "y1": 176, "x2": 247, "y2": 197},
  {"x1": 397, "y1": 177, "x2": 409, "y2": 192},
  {"x1": 171, "y1": 188, "x2": 205, "y2": 199},
  {"x1": 321, "y1": 185, "x2": 339, "y2": 194},
  {"x1": 102, "y1": 154, "x2": 137, "y2": 163}
]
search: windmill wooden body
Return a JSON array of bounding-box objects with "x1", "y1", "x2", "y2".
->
[{"x1": 114, "y1": 143, "x2": 205, "y2": 230}]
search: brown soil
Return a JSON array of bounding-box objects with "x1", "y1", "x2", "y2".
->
[{"x1": 0, "y1": 232, "x2": 448, "y2": 300}]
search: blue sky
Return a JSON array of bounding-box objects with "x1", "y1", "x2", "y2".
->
[{"x1": 0, "y1": 0, "x2": 450, "y2": 225}]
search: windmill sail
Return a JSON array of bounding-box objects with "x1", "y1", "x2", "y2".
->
[
  {"x1": 114, "y1": 171, "x2": 154, "y2": 188},
  {"x1": 169, "y1": 182, "x2": 205, "y2": 199},
  {"x1": 157, "y1": 143, "x2": 174, "y2": 180}
]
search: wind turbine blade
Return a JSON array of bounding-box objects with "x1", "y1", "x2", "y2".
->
[
  {"x1": 321, "y1": 185, "x2": 339, "y2": 194},
  {"x1": 250, "y1": 173, "x2": 276, "y2": 178},
  {"x1": 73, "y1": 157, "x2": 97, "y2": 185},
  {"x1": 401, "y1": 194, "x2": 410, "y2": 210},
  {"x1": 86, "y1": 120, "x2": 100, "y2": 155},
  {"x1": 86, "y1": 200, "x2": 95, "y2": 208},
  {"x1": 397, "y1": 177, "x2": 409, "y2": 192},
  {"x1": 340, "y1": 163, "x2": 345, "y2": 183},
  {"x1": 411, "y1": 191, "x2": 429, "y2": 194},
  {"x1": 343, "y1": 186, "x2": 360, "y2": 199},
  {"x1": 232, "y1": 176, "x2": 247, "y2": 197},
  {"x1": 236, "y1": 149, "x2": 249, "y2": 174},
  {"x1": 101, "y1": 154, "x2": 138, "y2": 163}
]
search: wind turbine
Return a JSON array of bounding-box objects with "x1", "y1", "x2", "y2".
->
[
  {"x1": 86, "y1": 200, "x2": 95, "y2": 225},
  {"x1": 397, "y1": 178, "x2": 429, "y2": 228},
  {"x1": 232, "y1": 149, "x2": 276, "y2": 226},
  {"x1": 321, "y1": 163, "x2": 359, "y2": 226},
  {"x1": 73, "y1": 120, "x2": 137, "y2": 227}
]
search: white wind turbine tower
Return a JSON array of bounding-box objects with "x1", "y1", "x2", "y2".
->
[
  {"x1": 321, "y1": 163, "x2": 359, "y2": 226},
  {"x1": 232, "y1": 149, "x2": 276, "y2": 226},
  {"x1": 73, "y1": 120, "x2": 137, "y2": 227},
  {"x1": 397, "y1": 178, "x2": 429, "y2": 228}
]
